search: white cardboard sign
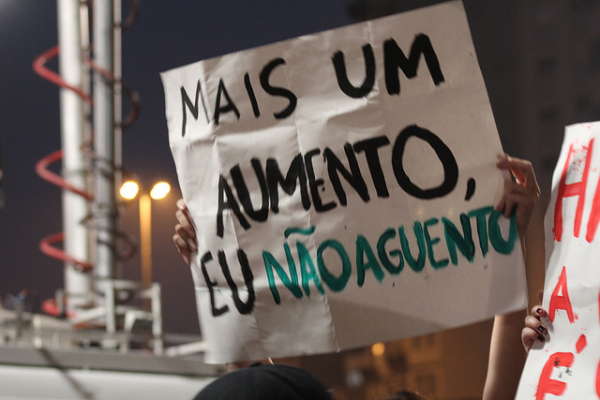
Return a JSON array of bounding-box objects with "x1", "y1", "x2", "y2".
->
[
  {"x1": 517, "y1": 122, "x2": 600, "y2": 399},
  {"x1": 161, "y1": 1, "x2": 526, "y2": 363}
]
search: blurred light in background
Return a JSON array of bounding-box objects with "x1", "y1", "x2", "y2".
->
[
  {"x1": 150, "y1": 182, "x2": 170, "y2": 199},
  {"x1": 371, "y1": 342, "x2": 385, "y2": 356},
  {"x1": 120, "y1": 181, "x2": 139, "y2": 200}
]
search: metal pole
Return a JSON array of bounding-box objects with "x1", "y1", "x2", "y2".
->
[
  {"x1": 113, "y1": 0, "x2": 123, "y2": 172},
  {"x1": 93, "y1": 0, "x2": 116, "y2": 285},
  {"x1": 139, "y1": 193, "x2": 152, "y2": 288},
  {"x1": 113, "y1": 0, "x2": 124, "y2": 279},
  {"x1": 80, "y1": 0, "x2": 94, "y2": 276},
  {"x1": 57, "y1": 0, "x2": 92, "y2": 312},
  {"x1": 93, "y1": 0, "x2": 117, "y2": 318}
]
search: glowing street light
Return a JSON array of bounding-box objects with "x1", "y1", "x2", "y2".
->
[
  {"x1": 150, "y1": 182, "x2": 170, "y2": 200},
  {"x1": 120, "y1": 180, "x2": 170, "y2": 292},
  {"x1": 120, "y1": 181, "x2": 139, "y2": 200}
]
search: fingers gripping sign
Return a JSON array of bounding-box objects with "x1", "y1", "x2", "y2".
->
[
  {"x1": 496, "y1": 154, "x2": 540, "y2": 239},
  {"x1": 522, "y1": 291, "x2": 548, "y2": 353},
  {"x1": 173, "y1": 198, "x2": 197, "y2": 266}
]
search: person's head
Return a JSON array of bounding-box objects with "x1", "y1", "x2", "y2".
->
[
  {"x1": 386, "y1": 390, "x2": 428, "y2": 400},
  {"x1": 194, "y1": 363, "x2": 333, "y2": 400}
]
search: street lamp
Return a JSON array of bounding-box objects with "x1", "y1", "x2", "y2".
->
[{"x1": 120, "y1": 180, "x2": 170, "y2": 289}]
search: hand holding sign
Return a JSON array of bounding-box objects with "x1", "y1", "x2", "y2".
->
[
  {"x1": 522, "y1": 298, "x2": 547, "y2": 353},
  {"x1": 495, "y1": 154, "x2": 541, "y2": 239},
  {"x1": 481, "y1": 156, "x2": 541, "y2": 400},
  {"x1": 173, "y1": 198, "x2": 197, "y2": 266}
]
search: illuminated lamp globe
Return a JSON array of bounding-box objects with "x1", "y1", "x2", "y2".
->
[
  {"x1": 120, "y1": 181, "x2": 139, "y2": 200},
  {"x1": 150, "y1": 182, "x2": 170, "y2": 200}
]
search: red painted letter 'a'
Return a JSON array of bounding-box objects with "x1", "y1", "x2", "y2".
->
[{"x1": 548, "y1": 266, "x2": 575, "y2": 323}]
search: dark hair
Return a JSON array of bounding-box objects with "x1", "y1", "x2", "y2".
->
[
  {"x1": 194, "y1": 363, "x2": 333, "y2": 400},
  {"x1": 386, "y1": 390, "x2": 428, "y2": 400}
]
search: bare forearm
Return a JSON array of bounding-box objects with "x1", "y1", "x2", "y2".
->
[{"x1": 483, "y1": 310, "x2": 528, "y2": 400}]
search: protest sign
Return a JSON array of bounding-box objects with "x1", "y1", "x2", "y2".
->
[
  {"x1": 516, "y1": 122, "x2": 600, "y2": 399},
  {"x1": 161, "y1": 0, "x2": 526, "y2": 363}
]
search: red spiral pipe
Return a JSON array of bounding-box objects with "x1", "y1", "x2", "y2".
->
[
  {"x1": 33, "y1": 2, "x2": 141, "y2": 317},
  {"x1": 33, "y1": 48, "x2": 95, "y2": 280},
  {"x1": 32, "y1": 46, "x2": 93, "y2": 103},
  {"x1": 35, "y1": 149, "x2": 94, "y2": 202}
]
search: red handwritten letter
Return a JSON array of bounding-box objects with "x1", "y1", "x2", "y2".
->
[
  {"x1": 536, "y1": 352, "x2": 574, "y2": 400},
  {"x1": 548, "y1": 266, "x2": 575, "y2": 323},
  {"x1": 586, "y1": 152, "x2": 600, "y2": 242},
  {"x1": 554, "y1": 139, "x2": 594, "y2": 242},
  {"x1": 596, "y1": 359, "x2": 600, "y2": 397}
]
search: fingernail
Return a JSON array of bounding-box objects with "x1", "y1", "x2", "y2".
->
[
  {"x1": 539, "y1": 335, "x2": 545, "y2": 342},
  {"x1": 538, "y1": 325, "x2": 546, "y2": 334},
  {"x1": 536, "y1": 308, "x2": 543, "y2": 314},
  {"x1": 190, "y1": 241, "x2": 197, "y2": 251}
]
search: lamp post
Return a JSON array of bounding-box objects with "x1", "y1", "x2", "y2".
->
[{"x1": 120, "y1": 181, "x2": 170, "y2": 288}]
